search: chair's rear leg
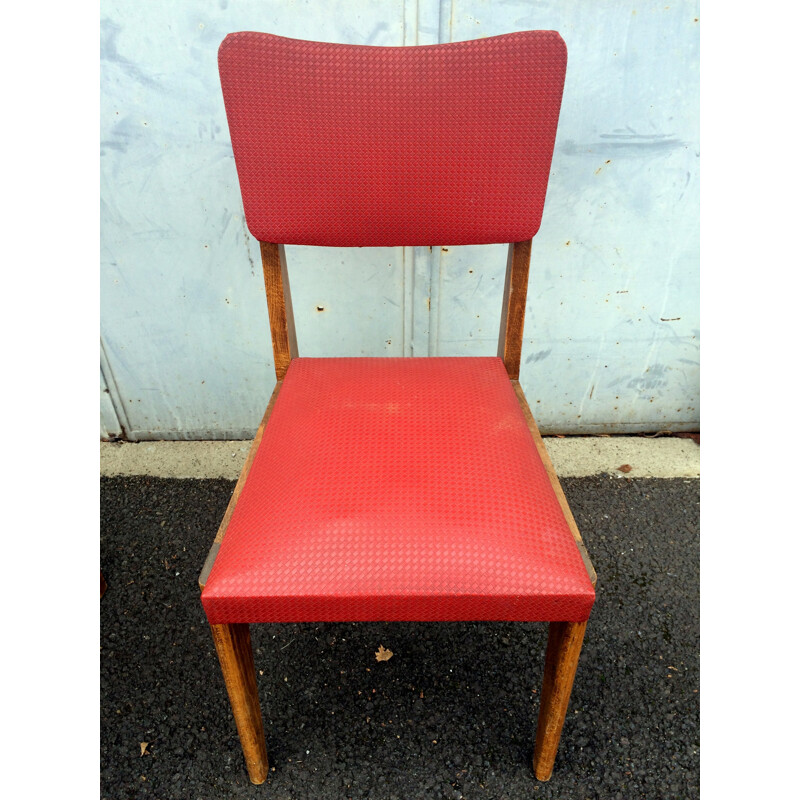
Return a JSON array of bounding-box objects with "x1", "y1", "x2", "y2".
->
[
  {"x1": 533, "y1": 620, "x2": 588, "y2": 781},
  {"x1": 210, "y1": 623, "x2": 269, "y2": 784}
]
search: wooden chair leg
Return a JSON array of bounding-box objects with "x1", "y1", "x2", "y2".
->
[
  {"x1": 210, "y1": 623, "x2": 269, "y2": 784},
  {"x1": 533, "y1": 620, "x2": 588, "y2": 781}
]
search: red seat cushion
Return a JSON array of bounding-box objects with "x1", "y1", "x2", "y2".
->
[{"x1": 201, "y1": 358, "x2": 595, "y2": 624}]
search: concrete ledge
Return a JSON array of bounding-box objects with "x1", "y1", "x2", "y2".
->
[
  {"x1": 544, "y1": 437, "x2": 699, "y2": 478},
  {"x1": 101, "y1": 437, "x2": 699, "y2": 480}
]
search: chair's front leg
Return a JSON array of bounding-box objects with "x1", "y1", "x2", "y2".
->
[
  {"x1": 533, "y1": 620, "x2": 588, "y2": 781},
  {"x1": 210, "y1": 623, "x2": 269, "y2": 784}
]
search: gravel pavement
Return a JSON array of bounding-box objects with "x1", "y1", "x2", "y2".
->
[{"x1": 100, "y1": 475, "x2": 699, "y2": 800}]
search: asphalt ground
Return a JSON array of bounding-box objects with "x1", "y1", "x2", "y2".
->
[{"x1": 100, "y1": 475, "x2": 699, "y2": 800}]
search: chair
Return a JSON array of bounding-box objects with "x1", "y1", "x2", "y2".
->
[{"x1": 198, "y1": 30, "x2": 596, "y2": 785}]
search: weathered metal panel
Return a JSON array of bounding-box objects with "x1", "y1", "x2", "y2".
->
[
  {"x1": 439, "y1": 0, "x2": 700, "y2": 432},
  {"x1": 100, "y1": 366, "x2": 122, "y2": 440},
  {"x1": 100, "y1": 0, "x2": 699, "y2": 438},
  {"x1": 100, "y1": 1, "x2": 410, "y2": 439},
  {"x1": 282, "y1": 245, "x2": 407, "y2": 357}
]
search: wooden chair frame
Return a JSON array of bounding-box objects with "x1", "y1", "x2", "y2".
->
[{"x1": 199, "y1": 240, "x2": 597, "y2": 784}]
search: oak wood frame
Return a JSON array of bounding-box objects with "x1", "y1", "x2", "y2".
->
[
  {"x1": 260, "y1": 242, "x2": 297, "y2": 381},
  {"x1": 533, "y1": 620, "x2": 589, "y2": 780},
  {"x1": 209, "y1": 622, "x2": 269, "y2": 784},
  {"x1": 200, "y1": 240, "x2": 596, "y2": 783},
  {"x1": 498, "y1": 239, "x2": 532, "y2": 380}
]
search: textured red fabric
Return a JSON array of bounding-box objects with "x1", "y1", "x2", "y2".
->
[
  {"x1": 218, "y1": 31, "x2": 567, "y2": 246},
  {"x1": 202, "y1": 358, "x2": 595, "y2": 624}
]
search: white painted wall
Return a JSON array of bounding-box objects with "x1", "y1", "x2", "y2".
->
[{"x1": 100, "y1": 0, "x2": 699, "y2": 439}]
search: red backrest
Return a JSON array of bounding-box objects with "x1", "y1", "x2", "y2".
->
[{"x1": 218, "y1": 31, "x2": 567, "y2": 247}]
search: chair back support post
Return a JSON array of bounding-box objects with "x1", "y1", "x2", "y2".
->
[
  {"x1": 261, "y1": 238, "x2": 534, "y2": 377},
  {"x1": 498, "y1": 239, "x2": 532, "y2": 380},
  {"x1": 260, "y1": 241, "x2": 298, "y2": 380}
]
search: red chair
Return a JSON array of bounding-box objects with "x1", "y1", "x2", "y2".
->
[{"x1": 199, "y1": 30, "x2": 596, "y2": 784}]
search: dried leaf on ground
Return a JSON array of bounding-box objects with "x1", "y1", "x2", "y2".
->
[
  {"x1": 618, "y1": 464, "x2": 633, "y2": 473},
  {"x1": 140, "y1": 742, "x2": 150, "y2": 757},
  {"x1": 375, "y1": 645, "x2": 393, "y2": 662}
]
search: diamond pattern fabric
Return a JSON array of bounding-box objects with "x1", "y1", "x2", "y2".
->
[
  {"x1": 201, "y1": 358, "x2": 595, "y2": 624},
  {"x1": 218, "y1": 30, "x2": 567, "y2": 246}
]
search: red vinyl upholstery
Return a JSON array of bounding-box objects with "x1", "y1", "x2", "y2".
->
[
  {"x1": 201, "y1": 358, "x2": 595, "y2": 624},
  {"x1": 218, "y1": 30, "x2": 567, "y2": 247}
]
